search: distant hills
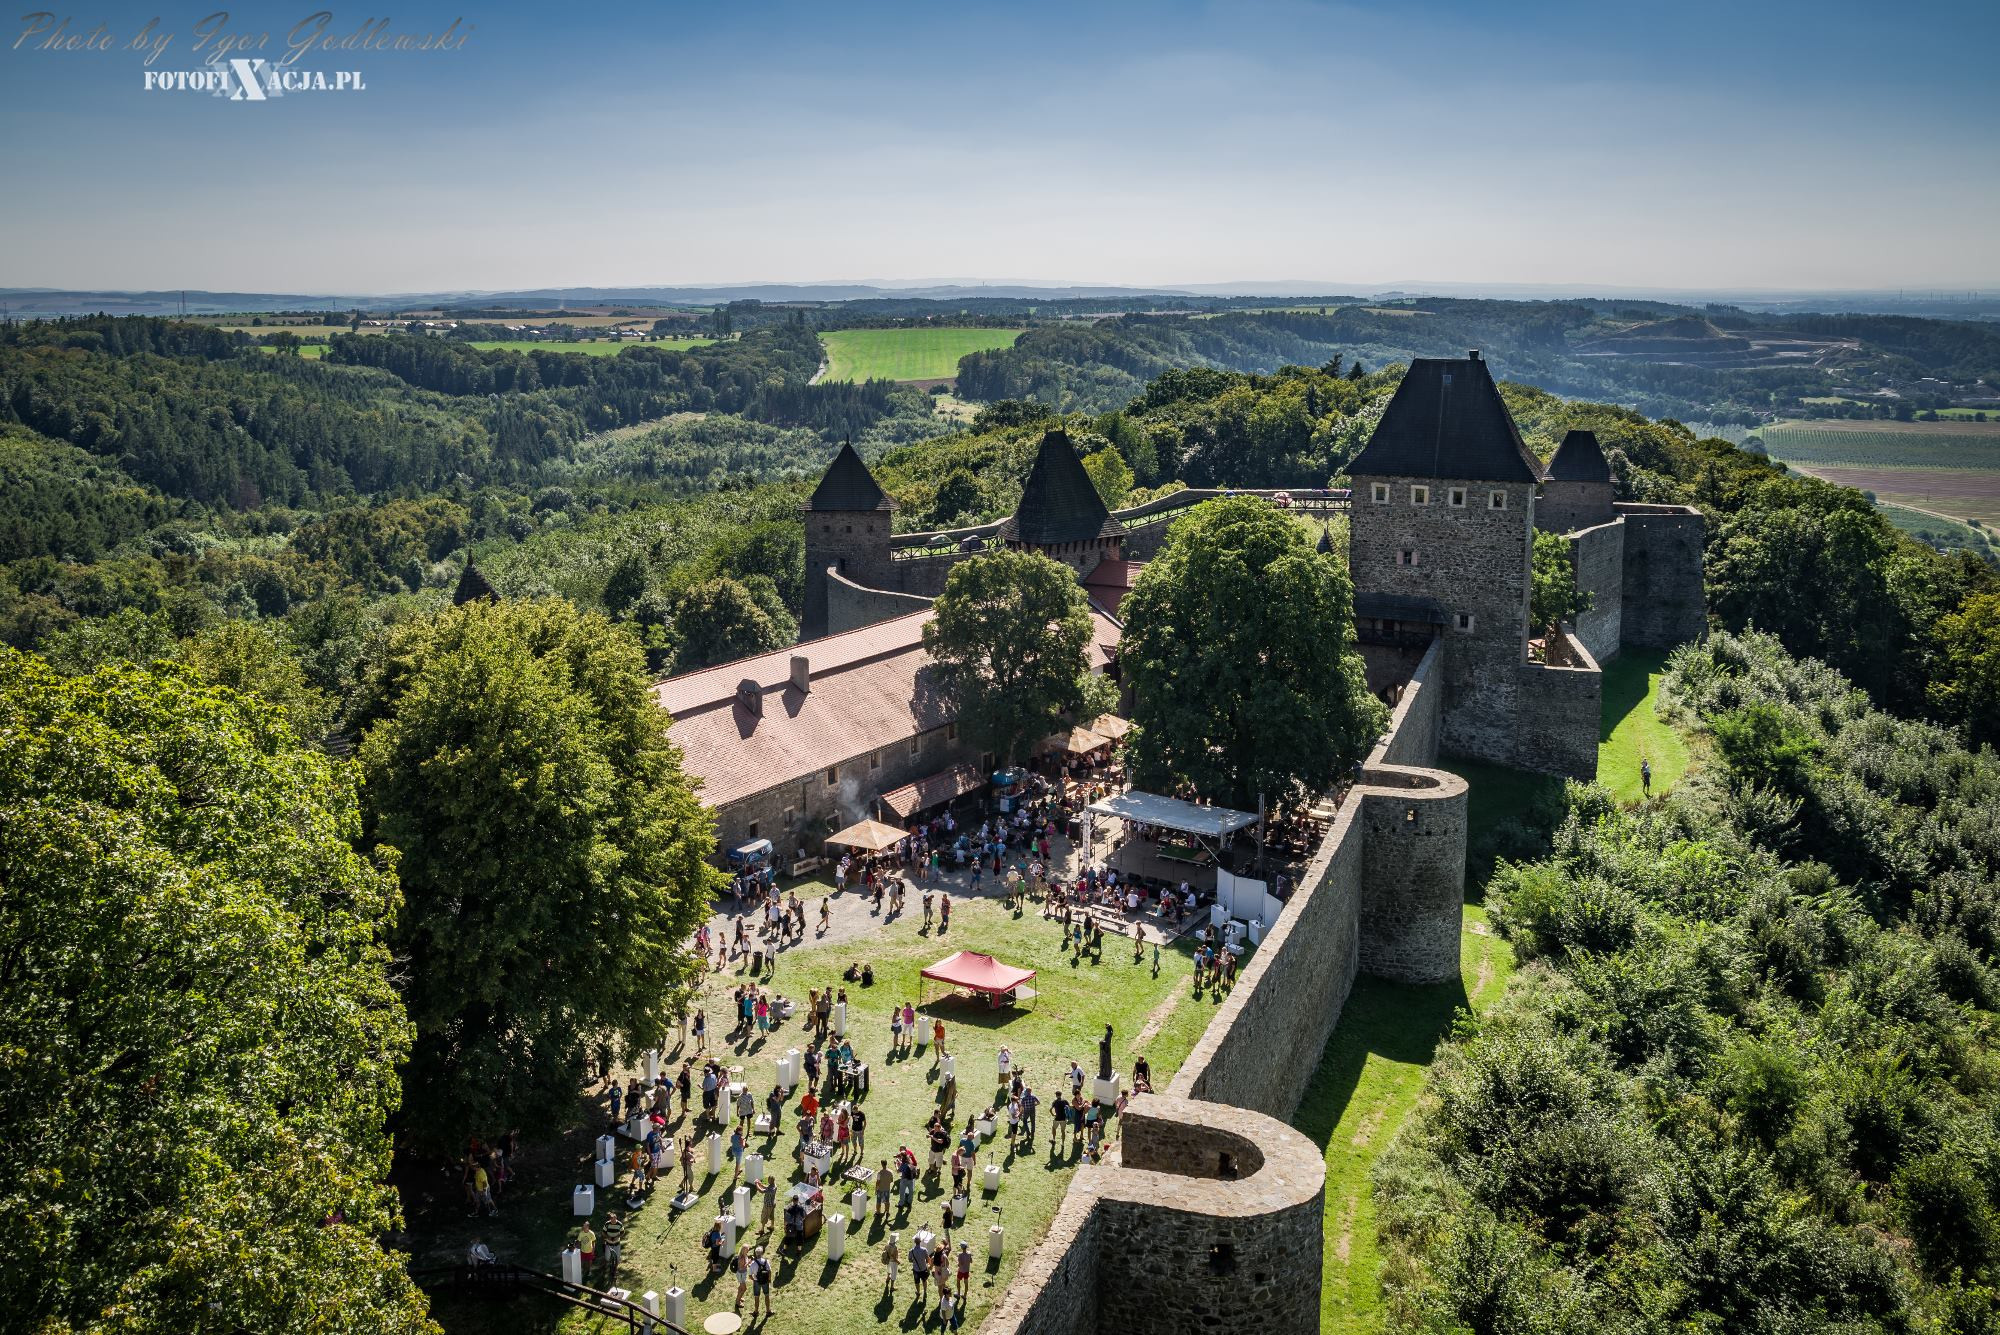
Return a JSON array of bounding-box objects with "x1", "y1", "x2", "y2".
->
[{"x1": 4, "y1": 283, "x2": 1999, "y2": 321}]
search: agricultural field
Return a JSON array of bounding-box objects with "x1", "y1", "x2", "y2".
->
[
  {"x1": 1754, "y1": 419, "x2": 2000, "y2": 528},
  {"x1": 819, "y1": 328, "x2": 1023, "y2": 384}
]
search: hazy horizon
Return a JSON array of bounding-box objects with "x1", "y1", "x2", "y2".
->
[{"x1": 3, "y1": 0, "x2": 1995, "y2": 292}]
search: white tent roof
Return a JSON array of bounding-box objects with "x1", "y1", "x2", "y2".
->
[{"x1": 1086, "y1": 791, "x2": 1259, "y2": 838}]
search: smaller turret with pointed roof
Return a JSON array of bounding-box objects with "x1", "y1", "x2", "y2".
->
[
  {"x1": 1537, "y1": 429, "x2": 1617, "y2": 533},
  {"x1": 802, "y1": 440, "x2": 897, "y2": 639},
  {"x1": 999, "y1": 428, "x2": 1125, "y2": 574},
  {"x1": 454, "y1": 561, "x2": 499, "y2": 606}
]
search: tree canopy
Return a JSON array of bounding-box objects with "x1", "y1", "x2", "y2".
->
[
  {"x1": 921, "y1": 549, "x2": 1115, "y2": 766},
  {"x1": 355, "y1": 598, "x2": 717, "y2": 1151},
  {"x1": 1119, "y1": 499, "x2": 1386, "y2": 809},
  {"x1": 1530, "y1": 529, "x2": 1595, "y2": 641},
  {"x1": 0, "y1": 648, "x2": 430, "y2": 1334}
]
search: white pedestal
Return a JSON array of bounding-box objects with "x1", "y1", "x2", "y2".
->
[
  {"x1": 915, "y1": 1026, "x2": 928, "y2": 1053},
  {"x1": 596, "y1": 1133, "x2": 616, "y2": 1161},
  {"x1": 754, "y1": 1113, "x2": 773, "y2": 1136},
  {"x1": 1210, "y1": 902, "x2": 1228, "y2": 929},
  {"x1": 951, "y1": 1194, "x2": 968, "y2": 1223},
  {"x1": 572, "y1": 1184, "x2": 596, "y2": 1216},
  {"x1": 1093, "y1": 1074, "x2": 1121, "y2": 1107},
  {"x1": 606, "y1": 1286, "x2": 631, "y2": 1305},
  {"x1": 594, "y1": 1157, "x2": 615, "y2": 1188},
  {"x1": 784, "y1": 1047, "x2": 801, "y2": 1087},
  {"x1": 718, "y1": 1214, "x2": 738, "y2": 1258},
  {"x1": 988, "y1": 1225, "x2": 1005, "y2": 1259},
  {"x1": 805, "y1": 1146, "x2": 832, "y2": 1180},
  {"x1": 641, "y1": 1290, "x2": 660, "y2": 1328},
  {"x1": 624, "y1": 1113, "x2": 646, "y2": 1141},
  {"x1": 851, "y1": 1186, "x2": 869, "y2": 1219},
  {"x1": 705, "y1": 1132, "x2": 723, "y2": 1175},
  {"x1": 975, "y1": 1116, "x2": 994, "y2": 1140},
  {"x1": 827, "y1": 1212, "x2": 848, "y2": 1261},
  {"x1": 775, "y1": 1056, "x2": 791, "y2": 1090},
  {"x1": 940, "y1": 1054, "x2": 955, "y2": 1083},
  {"x1": 645, "y1": 1048, "x2": 660, "y2": 1082},
  {"x1": 1248, "y1": 917, "x2": 1264, "y2": 947},
  {"x1": 983, "y1": 1163, "x2": 1002, "y2": 1193},
  {"x1": 733, "y1": 1185, "x2": 751, "y2": 1227},
  {"x1": 664, "y1": 1286, "x2": 686, "y2": 1328},
  {"x1": 746, "y1": 1152, "x2": 766, "y2": 1185},
  {"x1": 834, "y1": 1001, "x2": 847, "y2": 1036},
  {"x1": 560, "y1": 1246, "x2": 582, "y2": 1285},
  {"x1": 1225, "y1": 920, "x2": 1246, "y2": 951}
]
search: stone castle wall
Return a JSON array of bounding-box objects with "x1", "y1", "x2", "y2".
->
[
  {"x1": 983, "y1": 643, "x2": 1461, "y2": 1335},
  {"x1": 825, "y1": 567, "x2": 934, "y2": 635},
  {"x1": 1537, "y1": 479, "x2": 1616, "y2": 535},
  {"x1": 1511, "y1": 628, "x2": 1603, "y2": 780},
  {"x1": 1567, "y1": 519, "x2": 1625, "y2": 665},
  {"x1": 1616, "y1": 504, "x2": 1707, "y2": 649}
]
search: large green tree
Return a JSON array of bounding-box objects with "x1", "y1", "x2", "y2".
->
[
  {"x1": 356, "y1": 599, "x2": 718, "y2": 1151},
  {"x1": 1530, "y1": 529, "x2": 1595, "y2": 642},
  {"x1": 669, "y1": 576, "x2": 792, "y2": 673},
  {"x1": 0, "y1": 649, "x2": 430, "y2": 1334},
  {"x1": 1120, "y1": 497, "x2": 1385, "y2": 809},
  {"x1": 921, "y1": 549, "x2": 1114, "y2": 766}
]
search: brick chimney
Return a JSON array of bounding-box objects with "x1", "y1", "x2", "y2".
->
[{"x1": 790, "y1": 655, "x2": 811, "y2": 694}]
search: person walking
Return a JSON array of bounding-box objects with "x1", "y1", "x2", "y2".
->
[
  {"x1": 732, "y1": 1245, "x2": 751, "y2": 1312},
  {"x1": 760, "y1": 1174, "x2": 777, "y2": 1235},
  {"x1": 883, "y1": 1230, "x2": 902, "y2": 1294},
  {"x1": 1641, "y1": 757, "x2": 1653, "y2": 798},
  {"x1": 875, "y1": 1158, "x2": 894, "y2": 1215},
  {"x1": 910, "y1": 1234, "x2": 931, "y2": 1303},
  {"x1": 750, "y1": 1247, "x2": 774, "y2": 1317},
  {"x1": 955, "y1": 1240, "x2": 972, "y2": 1299}
]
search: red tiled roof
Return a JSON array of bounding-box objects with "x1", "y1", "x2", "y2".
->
[
  {"x1": 656, "y1": 608, "x2": 1120, "y2": 810},
  {"x1": 1082, "y1": 560, "x2": 1143, "y2": 617}
]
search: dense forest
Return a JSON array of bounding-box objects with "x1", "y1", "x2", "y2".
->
[{"x1": 1378, "y1": 631, "x2": 2000, "y2": 1333}]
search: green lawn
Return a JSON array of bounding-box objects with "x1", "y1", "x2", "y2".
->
[
  {"x1": 819, "y1": 328, "x2": 1022, "y2": 383},
  {"x1": 1596, "y1": 647, "x2": 1689, "y2": 804},
  {"x1": 413, "y1": 891, "x2": 1216, "y2": 1335},
  {"x1": 1296, "y1": 905, "x2": 1514, "y2": 1334}
]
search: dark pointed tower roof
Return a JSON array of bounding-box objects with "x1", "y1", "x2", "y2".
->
[
  {"x1": 1348, "y1": 353, "x2": 1543, "y2": 484},
  {"x1": 807, "y1": 440, "x2": 894, "y2": 512},
  {"x1": 1546, "y1": 429, "x2": 1613, "y2": 483},
  {"x1": 453, "y1": 561, "x2": 498, "y2": 605},
  {"x1": 1316, "y1": 527, "x2": 1333, "y2": 555},
  {"x1": 999, "y1": 428, "x2": 1124, "y2": 546}
]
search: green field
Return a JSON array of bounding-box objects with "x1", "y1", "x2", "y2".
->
[
  {"x1": 819, "y1": 328, "x2": 1022, "y2": 383},
  {"x1": 1755, "y1": 419, "x2": 2000, "y2": 472},
  {"x1": 415, "y1": 889, "x2": 1215, "y2": 1335},
  {"x1": 1596, "y1": 647, "x2": 1690, "y2": 804}
]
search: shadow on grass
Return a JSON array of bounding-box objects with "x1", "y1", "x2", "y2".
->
[
  {"x1": 1291, "y1": 971, "x2": 1470, "y2": 1150},
  {"x1": 1598, "y1": 648, "x2": 1667, "y2": 744}
]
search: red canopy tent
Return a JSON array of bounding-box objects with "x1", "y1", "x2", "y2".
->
[{"x1": 920, "y1": 950, "x2": 1037, "y2": 1009}]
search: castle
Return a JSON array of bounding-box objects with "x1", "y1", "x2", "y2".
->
[{"x1": 658, "y1": 354, "x2": 1705, "y2": 1335}]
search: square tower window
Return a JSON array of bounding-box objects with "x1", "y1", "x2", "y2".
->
[
  {"x1": 1488, "y1": 490, "x2": 1508, "y2": 510},
  {"x1": 748, "y1": 822, "x2": 760, "y2": 840},
  {"x1": 1448, "y1": 487, "x2": 1467, "y2": 508},
  {"x1": 1397, "y1": 549, "x2": 1419, "y2": 566},
  {"x1": 1369, "y1": 482, "x2": 1389, "y2": 503},
  {"x1": 1455, "y1": 612, "x2": 1476, "y2": 633},
  {"x1": 1410, "y1": 485, "x2": 1430, "y2": 505},
  {"x1": 824, "y1": 766, "x2": 838, "y2": 786},
  {"x1": 870, "y1": 750, "x2": 881, "y2": 771}
]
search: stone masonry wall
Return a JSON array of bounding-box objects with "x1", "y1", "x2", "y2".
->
[
  {"x1": 1357, "y1": 768, "x2": 1470, "y2": 984},
  {"x1": 1512, "y1": 628, "x2": 1603, "y2": 780},
  {"x1": 985, "y1": 1096, "x2": 1325, "y2": 1335},
  {"x1": 1567, "y1": 518, "x2": 1625, "y2": 666},
  {"x1": 1616, "y1": 504, "x2": 1707, "y2": 649},
  {"x1": 824, "y1": 567, "x2": 934, "y2": 635},
  {"x1": 706, "y1": 722, "x2": 970, "y2": 860},
  {"x1": 1350, "y1": 472, "x2": 1537, "y2": 770},
  {"x1": 1536, "y1": 479, "x2": 1616, "y2": 535},
  {"x1": 802, "y1": 509, "x2": 897, "y2": 640}
]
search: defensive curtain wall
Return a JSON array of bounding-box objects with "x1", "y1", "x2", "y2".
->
[{"x1": 983, "y1": 640, "x2": 1467, "y2": 1335}]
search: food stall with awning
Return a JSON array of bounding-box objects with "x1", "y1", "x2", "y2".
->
[
  {"x1": 1038, "y1": 725, "x2": 1112, "y2": 757},
  {"x1": 1088, "y1": 714, "x2": 1134, "y2": 740},
  {"x1": 876, "y1": 762, "x2": 983, "y2": 822}
]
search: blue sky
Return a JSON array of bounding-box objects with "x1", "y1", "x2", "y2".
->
[{"x1": 1, "y1": 0, "x2": 1995, "y2": 293}]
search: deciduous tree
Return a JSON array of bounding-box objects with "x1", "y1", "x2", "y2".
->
[
  {"x1": 1119, "y1": 497, "x2": 1385, "y2": 809},
  {"x1": 922, "y1": 549, "x2": 1114, "y2": 766},
  {"x1": 0, "y1": 648, "x2": 430, "y2": 1333},
  {"x1": 356, "y1": 599, "x2": 717, "y2": 1150}
]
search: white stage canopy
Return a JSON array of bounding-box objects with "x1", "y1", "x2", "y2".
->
[{"x1": 1086, "y1": 791, "x2": 1259, "y2": 839}]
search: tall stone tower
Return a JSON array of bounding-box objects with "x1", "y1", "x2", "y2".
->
[
  {"x1": 1536, "y1": 430, "x2": 1616, "y2": 534},
  {"x1": 1000, "y1": 428, "x2": 1126, "y2": 576},
  {"x1": 1347, "y1": 352, "x2": 1546, "y2": 765},
  {"x1": 801, "y1": 441, "x2": 896, "y2": 640}
]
